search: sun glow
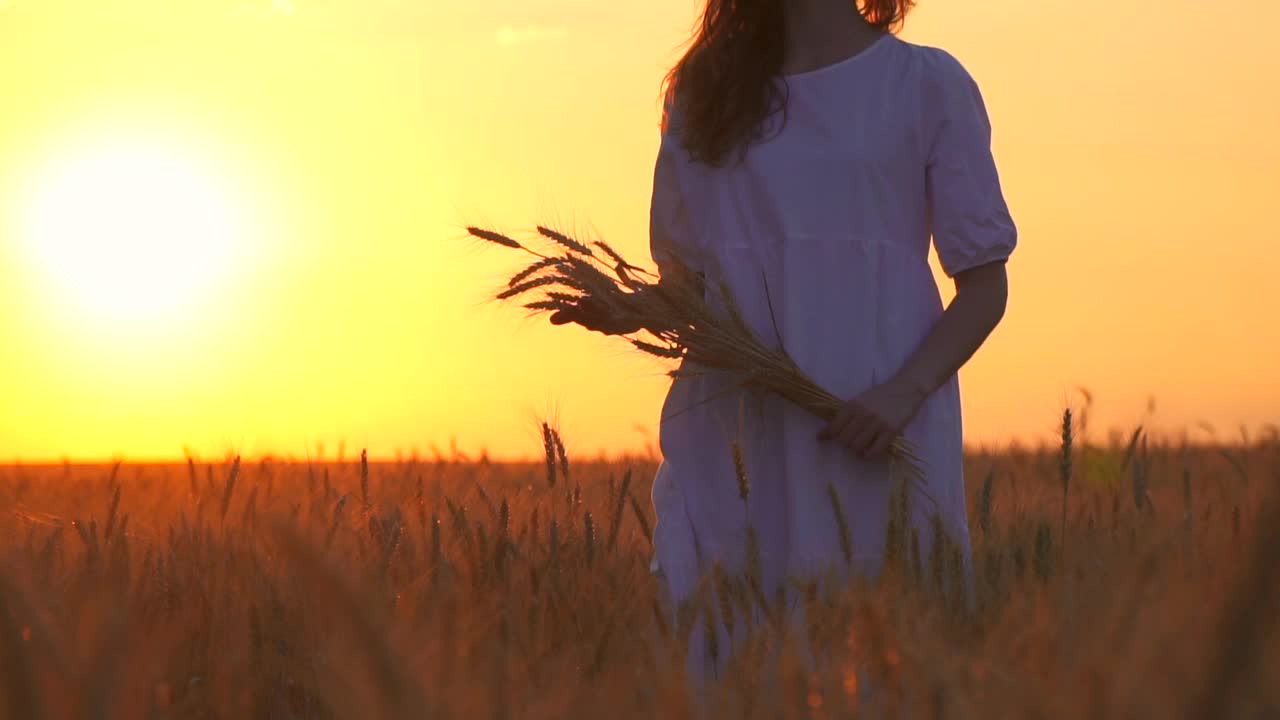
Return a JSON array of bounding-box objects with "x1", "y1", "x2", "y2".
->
[{"x1": 20, "y1": 135, "x2": 251, "y2": 325}]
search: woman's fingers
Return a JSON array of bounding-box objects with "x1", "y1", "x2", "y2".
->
[
  {"x1": 835, "y1": 420, "x2": 860, "y2": 450},
  {"x1": 868, "y1": 429, "x2": 897, "y2": 458},
  {"x1": 819, "y1": 401, "x2": 863, "y2": 441},
  {"x1": 549, "y1": 300, "x2": 601, "y2": 330},
  {"x1": 825, "y1": 410, "x2": 896, "y2": 460},
  {"x1": 819, "y1": 409, "x2": 849, "y2": 438},
  {"x1": 849, "y1": 421, "x2": 882, "y2": 456},
  {"x1": 833, "y1": 405, "x2": 865, "y2": 446},
  {"x1": 817, "y1": 396, "x2": 904, "y2": 459}
]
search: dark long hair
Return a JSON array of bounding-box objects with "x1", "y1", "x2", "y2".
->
[{"x1": 661, "y1": 1, "x2": 915, "y2": 167}]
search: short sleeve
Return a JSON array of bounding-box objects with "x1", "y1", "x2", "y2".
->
[
  {"x1": 649, "y1": 89, "x2": 703, "y2": 280},
  {"x1": 924, "y1": 50, "x2": 1017, "y2": 278}
]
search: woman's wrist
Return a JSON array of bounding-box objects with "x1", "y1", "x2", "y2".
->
[{"x1": 891, "y1": 372, "x2": 934, "y2": 407}]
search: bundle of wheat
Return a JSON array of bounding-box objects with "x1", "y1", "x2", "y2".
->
[{"x1": 467, "y1": 224, "x2": 927, "y2": 487}]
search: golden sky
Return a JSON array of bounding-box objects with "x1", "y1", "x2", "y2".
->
[{"x1": 0, "y1": 0, "x2": 1276, "y2": 462}]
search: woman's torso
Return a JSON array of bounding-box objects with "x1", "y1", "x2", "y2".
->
[{"x1": 667, "y1": 33, "x2": 949, "y2": 402}]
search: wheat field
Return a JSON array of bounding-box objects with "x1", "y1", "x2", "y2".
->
[{"x1": 1, "y1": 416, "x2": 1277, "y2": 720}]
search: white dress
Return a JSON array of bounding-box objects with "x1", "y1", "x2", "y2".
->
[{"x1": 647, "y1": 33, "x2": 1017, "y2": 674}]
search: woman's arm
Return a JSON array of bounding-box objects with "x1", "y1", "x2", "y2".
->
[
  {"x1": 892, "y1": 259, "x2": 1009, "y2": 399},
  {"x1": 817, "y1": 260, "x2": 1009, "y2": 457}
]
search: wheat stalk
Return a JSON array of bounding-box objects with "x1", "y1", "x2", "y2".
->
[{"x1": 466, "y1": 223, "x2": 932, "y2": 498}]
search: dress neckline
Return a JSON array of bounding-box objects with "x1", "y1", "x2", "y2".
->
[{"x1": 780, "y1": 32, "x2": 896, "y2": 80}]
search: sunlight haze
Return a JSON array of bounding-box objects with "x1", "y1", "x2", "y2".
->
[{"x1": 0, "y1": 0, "x2": 1276, "y2": 461}]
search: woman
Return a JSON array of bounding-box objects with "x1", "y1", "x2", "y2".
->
[{"x1": 553, "y1": 0, "x2": 1016, "y2": 678}]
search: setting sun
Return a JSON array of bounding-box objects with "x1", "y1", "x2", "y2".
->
[{"x1": 19, "y1": 134, "x2": 248, "y2": 324}]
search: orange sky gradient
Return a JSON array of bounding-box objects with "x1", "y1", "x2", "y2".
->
[{"x1": 0, "y1": 0, "x2": 1276, "y2": 462}]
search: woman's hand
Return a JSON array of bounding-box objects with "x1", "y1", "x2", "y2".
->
[
  {"x1": 816, "y1": 260, "x2": 1007, "y2": 459},
  {"x1": 548, "y1": 296, "x2": 643, "y2": 336},
  {"x1": 817, "y1": 376, "x2": 930, "y2": 458}
]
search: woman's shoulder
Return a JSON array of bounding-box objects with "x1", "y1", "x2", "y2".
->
[
  {"x1": 888, "y1": 38, "x2": 985, "y2": 113},
  {"x1": 891, "y1": 38, "x2": 978, "y2": 84}
]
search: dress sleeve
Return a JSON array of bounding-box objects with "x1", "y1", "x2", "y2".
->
[
  {"x1": 649, "y1": 89, "x2": 702, "y2": 280},
  {"x1": 924, "y1": 50, "x2": 1018, "y2": 278}
]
